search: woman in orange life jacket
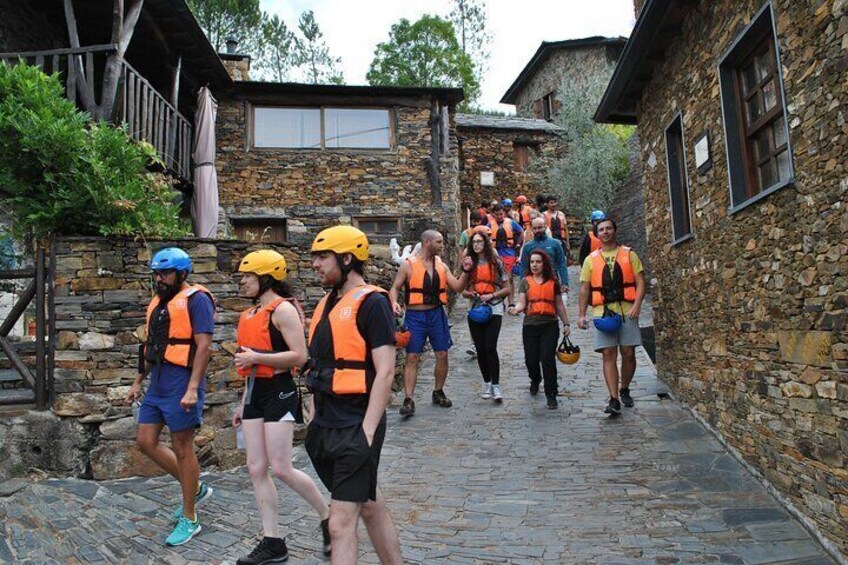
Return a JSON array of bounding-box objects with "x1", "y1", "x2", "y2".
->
[
  {"x1": 462, "y1": 229, "x2": 510, "y2": 402},
  {"x1": 232, "y1": 250, "x2": 331, "y2": 563},
  {"x1": 508, "y1": 249, "x2": 571, "y2": 410}
]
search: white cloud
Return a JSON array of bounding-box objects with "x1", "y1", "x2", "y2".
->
[{"x1": 260, "y1": 0, "x2": 635, "y2": 112}]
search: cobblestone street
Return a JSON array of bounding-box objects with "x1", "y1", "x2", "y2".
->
[{"x1": 0, "y1": 274, "x2": 838, "y2": 564}]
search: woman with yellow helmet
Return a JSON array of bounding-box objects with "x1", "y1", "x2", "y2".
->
[{"x1": 232, "y1": 249, "x2": 330, "y2": 563}]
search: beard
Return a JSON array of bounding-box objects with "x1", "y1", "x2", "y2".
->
[
  {"x1": 155, "y1": 280, "x2": 181, "y2": 302},
  {"x1": 534, "y1": 233, "x2": 546, "y2": 241}
]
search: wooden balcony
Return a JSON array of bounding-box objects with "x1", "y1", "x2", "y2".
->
[{"x1": 0, "y1": 45, "x2": 192, "y2": 182}]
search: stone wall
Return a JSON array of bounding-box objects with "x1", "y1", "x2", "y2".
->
[
  {"x1": 457, "y1": 127, "x2": 561, "y2": 210},
  {"x1": 636, "y1": 0, "x2": 848, "y2": 553},
  {"x1": 0, "y1": 236, "x2": 403, "y2": 481},
  {"x1": 215, "y1": 97, "x2": 461, "y2": 252},
  {"x1": 608, "y1": 134, "x2": 651, "y2": 279},
  {"x1": 513, "y1": 46, "x2": 620, "y2": 121},
  {"x1": 0, "y1": 0, "x2": 64, "y2": 53}
]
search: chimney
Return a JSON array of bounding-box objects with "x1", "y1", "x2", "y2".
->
[{"x1": 219, "y1": 36, "x2": 250, "y2": 81}]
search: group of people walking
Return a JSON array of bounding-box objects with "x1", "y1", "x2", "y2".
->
[{"x1": 127, "y1": 202, "x2": 646, "y2": 562}]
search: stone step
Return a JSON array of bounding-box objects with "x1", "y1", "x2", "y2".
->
[{"x1": 0, "y1": 388, "x2": 35, "y2": 406}]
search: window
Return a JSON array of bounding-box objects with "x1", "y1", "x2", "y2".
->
[
  {"x1": 253, "y1": 107, "x2": 392, "y2": 150},
  {"x1": 353, "y1": 217, "x2": 400, "y2": 238},
  {"x1": 719, "y1": 3, "x2": 793, "y2": 211},
  {"x1": 232, "y1": 218, "x2": 287, "y2": 242},
  {"x1": 513, "y1": 143, "x2": 533, "y2": 172},
  {"x1": 664, "y1": 114, "x2": 692, "y2": 243},
  {"x1": 542, "y1": 93, "x2": 554, "y2": 121}
]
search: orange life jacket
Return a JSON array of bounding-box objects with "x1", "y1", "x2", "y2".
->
[
  {"x1": 488, "y1": 219, "x2": 516, "y2": 247},
  {"x1": 589, "y1": 246, "x2": 637, "y2": 306},
  {"x1": 471, "y1": 262, "x2": 501, "y2": 295},
  {"x1": 405, "y1": 255, "x2": 448, "y2": 305},
  {"x1": 519, "y1": 206, "x2": 534, "y2": 231},
  {"x1": 307, "y1": 285, "x2": 387, "y2": 395},
  {"x1": 525, "y1": 276, "x2": 556, "y2": 316},
  {"x1": 545, "y1": 210, "x2": 568, "y2": 240},
  {"x1": 236, "y1": 296, "x2": 294, "y2": 378},
  {"x1": 145, "y1": 284, "x2": 215, "y2": 368},
  {"x1": 588, "y1": 230, "x2": 602, "y2": 253}
]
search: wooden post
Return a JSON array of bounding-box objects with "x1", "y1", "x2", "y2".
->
[
  {"x1": 35, "y1": 247, "x2": 46, "y2": 410},
  {"x1": 169, "y1": 56, "x2": 182, "y2": 168},
  {"x1": 47, "y1": 239, "x2": 56, "y2": 407},
  {"x1": 0, "y1": 279, "x2": 35, "y2": 337},
  {"x1": 99, "y1": 0, "x2": 145, "y2": 121},
  {"x1": 62, "y1": 0, "x2": 96, "y2": 112}
]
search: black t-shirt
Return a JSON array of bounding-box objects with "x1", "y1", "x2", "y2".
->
[{"x1": 311, "y1": 291, "x2": 396, "y2": 427}]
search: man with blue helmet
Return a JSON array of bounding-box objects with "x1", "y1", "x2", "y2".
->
[
  {"x1": 577, "y1": 219, "x2": 646, "y2": 416},
  {"x1": 578, "y1": 210, "x2": 607, "y2": 266},
  {"x1": 125, "y1": 247, "x2": 216, "y2": 546}
]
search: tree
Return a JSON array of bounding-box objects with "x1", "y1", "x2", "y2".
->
[
  {"x1": 448, "y1": 0, "x2": 491, "y2": 77},
  {"x1": 254, "y1": 14, "x2": 296, "y2": 82},
  {"x1": 367, "y1": 15, "x2": 479, "y2": 105},
  {"x1": 186, "y1": 0, "x2": 262, "y2": 52},
  {"x1": 531, "y1": 73, "x2": 634, "y2": 218},
  {"x1": 294, "y1": 11, "x2": 343, "y2": 85}
]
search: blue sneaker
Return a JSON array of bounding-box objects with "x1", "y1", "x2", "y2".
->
[
  {"x1": 171, "y1": 481, "x2": 213, "y2": 522},
  {"x1": 166, "y1": 516, "x2": 201, "y2": 546}
]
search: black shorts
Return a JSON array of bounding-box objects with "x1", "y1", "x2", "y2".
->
[
  {"x1": 305, "y1": 417, "x2": 387, "y2": 503},
  {"x1": 242, "y1": 373, "x2": 302, "y2": 423}
]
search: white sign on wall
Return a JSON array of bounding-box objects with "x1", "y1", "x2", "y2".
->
[
  {"x1": 694, "y1": 131, "x2": 712, "y2": 173},
  {"x1": 480, "y1": 171, "x2": 495, "y2": 186}
]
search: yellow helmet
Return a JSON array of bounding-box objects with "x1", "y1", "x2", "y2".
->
[
  {"x1": 556, "y1": 336, "x2": 580, "y2": 365},
  {"x1": 238, "y1": 249, "x2": 288, "y2": 281},
  {"x1": 311, "y1": 225, "x2": 369, "y2": 261}
]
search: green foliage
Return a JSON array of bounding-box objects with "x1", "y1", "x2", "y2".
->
[
  {"x1": 448, "y1": 0, "x2": 491, "y2": 92},
  {"x1": 186, "y1": 0, "x2": 262, "y2": 52},
  {"x1": 367, "y1": 15, "x2": 479, "y2": 107},
  {"x1": 294, "y1": 11, "x2": 344, "y2": 85},
  {"x1": 0, "y1": 62, "x2": 187, "y2": 239},
  {"x1": 533, "y1": 73, "x2": 635, "y2": 218}
]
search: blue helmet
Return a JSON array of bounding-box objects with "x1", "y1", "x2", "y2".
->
[
  {"x1": 149, "y1": 247, "x2": 192, "y2": 273},
  {"x1": 468, "y1": 303, "x2": 493, "y2": 324},
  {"x1": 590, "y1": 210, "x2": 606, "y2": 222},
  {"x1": 502, "y1": 198, "x2": 513, "y2": 207},
  {"x1": 593, "y1": 310, "x2": 622, "y2": 333}
]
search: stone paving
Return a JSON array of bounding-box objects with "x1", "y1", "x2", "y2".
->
[{"x1": 0, "y1": 271, "x2": 839, "y2": 564}]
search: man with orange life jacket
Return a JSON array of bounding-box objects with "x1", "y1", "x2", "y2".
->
[
  {"x1": 544, "y1": 195, "x2": 572, "y2": 258},
  {"x1": 305, "y1": 225, "x2": 403, "y2": 564},
  {"x1": 577, "y1": 218, "x2": 646, "y2": 416},
  {"x1": 488, "y1": 203, "x2": 523, "y2": 307},
  {"x1": 508, "y1": 249, "x2": 571, "y2": 410},
  {"x1": 389, "y1": 230, "x2": 471, "y2": 417},
  {"x1": 125, "y1": 247, "x2": 215, "y2": 547},
  {"x1": 578, "y1": 210, "x2": 607, "y2": 266},
  {"x1": 515, "y1": 195, "x2": 535, "y2": 231},
  {"x1": 231, "y1": 249, "x2": 330, "y2": 564}
]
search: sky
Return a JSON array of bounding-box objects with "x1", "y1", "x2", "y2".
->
[{"x1": 260, "y1": 0, "x2": 636, "y2": 113}]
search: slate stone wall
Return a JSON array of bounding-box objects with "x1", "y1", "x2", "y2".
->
[
  {"x1": 608, "y1": 134, "x2": 651, "y2": 279},
  {"x1": 1, "y1": 236, "x2": 403, "y2": 480},
  {"x1": 636, "y1": 0, "x2": 848, "y2": 553}
]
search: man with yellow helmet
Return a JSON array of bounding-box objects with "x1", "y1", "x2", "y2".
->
[
  {"x1": 232, "y1": 249, "x2": 331, "y2": 564},
  {"x1": 304, "y1": 225, "x2": 402, "y2": 564}
]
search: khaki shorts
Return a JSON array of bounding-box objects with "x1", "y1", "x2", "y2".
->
[{"x1": 594, "y1": 316, "x2": 642, "y2": 352}]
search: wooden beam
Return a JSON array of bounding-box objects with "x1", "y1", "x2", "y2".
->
[
  {"x1": 35, "y1": 248, "x2": 46, "y2": 410},
  {"x1": 99, "y1": 0, "x2": 145, "y2": 121},
  {"x1": 62, "y1": 0, "x2": 96, "y2": 112},
  {"x1": 0, "y1": 279, "x2": 36, "y2": 337},
  {"x1": 0, "y1": 337, "x2": 36, "y2": 390}
]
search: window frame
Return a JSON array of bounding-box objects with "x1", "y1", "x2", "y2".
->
[
  {"x1": 718, "y1": 1, "x2": 794, "y2": 214},
  {"x1": 250, "y1": 105, "x2": 395, "y2": 151},
  {"x1": 664, "y1": 112, "x2": 694, "y2": 246},
  {"x1": 352, "y1": 216, "x2": 402, "y2": 239},
  {"x1": 542, "y1": 93, "x2": 554, "y2": 121},
  {"x1": 513, "y1": 142, "x2": 534, "y2": 172},
  {"x1": 231, "y1": 217, "x2": 288, "y2": 243}
]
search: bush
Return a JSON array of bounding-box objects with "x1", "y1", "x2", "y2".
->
[{"x1": 0, "y1": 62, "x2": 188, "y2": 239}]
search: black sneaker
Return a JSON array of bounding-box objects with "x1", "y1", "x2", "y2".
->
[
  {"x1": 529, "y1": 381, "x2": 539, "y2": 396},
  {"x1": 546, "y1": 396, "x2": 558, "y2": 410},
  {"x1": 320, "y1": 518, "x2": 331, "y2": 556},
  {"x1": 432, "y1": 389, "x2": 453, "y2": 407},
  {"x1": 399, "y1": 397, "x2": 415, "y2": 417},
  {"x1": 620, "y1": 388, "x2": 634, "y2": 408},
  {"x1": 604, "y1": 397, "x2": 622, "y2": 415},
  {"x1": 237, "y1": 537, "x2": 289, "y2": 565}
]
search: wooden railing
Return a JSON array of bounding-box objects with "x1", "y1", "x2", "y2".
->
[{"x1": 0, "y1": 46, "x2": 192, "y2": 181}]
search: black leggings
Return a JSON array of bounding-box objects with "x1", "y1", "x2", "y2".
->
[
  {"x1": 522, "y1": 322, "x2": 559, "y2": 397},
  {"x1": 468, "y1": 315, "x2": 503, "y2": 384}
]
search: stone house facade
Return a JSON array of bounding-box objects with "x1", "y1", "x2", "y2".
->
[
  {"x1": 455, "y1": 113, "x2": 563, "y2": 218},
  {"x1": 596, "y1": 0, "x2": 848, "y2": 556},
  {"x1": 214, "y1": 54, "x2": 464, "y2": 252}
]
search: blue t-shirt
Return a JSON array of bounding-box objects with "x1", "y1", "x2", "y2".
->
[
  {"x1": 148, "y1": 292, "x2": 215, "y2": 396},
  {"x1": 492, "y1": 219, "x2": 523, "y2": 258}
]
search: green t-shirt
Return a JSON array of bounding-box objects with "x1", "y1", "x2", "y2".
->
[
  {"x1": 458, "y1": 229, "x2": 471, "y2": 248},
  {"x1": 579, "y1": 247, "x2": 643, "y2": 317}
]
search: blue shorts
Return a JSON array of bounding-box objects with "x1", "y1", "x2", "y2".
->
[
  {"x1": 138, "y1": 387, "x2": 205, "y2": 432},
  {"x1": 405, "y1": 307, "x2": 452, "y2": 354}
]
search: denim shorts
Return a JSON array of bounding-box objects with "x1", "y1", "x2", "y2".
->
[{"x1": 405, "y1": 307, "x2": 453, "y2": 354}]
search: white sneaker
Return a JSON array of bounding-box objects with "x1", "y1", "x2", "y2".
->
[
  {"x1": 482, "y1": 382, "x2": 493, "y2": 399},
  {"x1": 492, "y1": 384, "x2": 503, "y2": 402}
]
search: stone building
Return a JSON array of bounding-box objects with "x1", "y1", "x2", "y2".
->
[
  {"x1": 455, "y1": 113, "x2": 562, "y2": 216},
  {"x1": 214, "y1": 52, "x2": 464, "y2": 250},
  {"x1": 596, "y1": 0, "x2": 848, "y2": 556}
]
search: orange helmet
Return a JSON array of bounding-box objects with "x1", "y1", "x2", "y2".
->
[
  {"x1": 515, "y1": 195, "x2": 528, "y2": 204},
  {"x1": 472, "y1": 225, "x2": 492, "y2": 237},
  {"x1": 395, "y1": 317, "x2": 411, "y2": 349},
  {"x1": 556, "y1": 336, "x2": 580, "y2": 365}
]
